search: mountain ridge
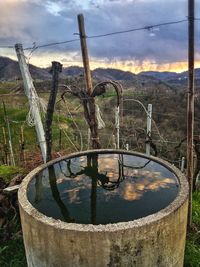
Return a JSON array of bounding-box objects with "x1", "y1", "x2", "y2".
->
[{"x1": 0, "y1": 56, "x2": 199, "y2": 85}]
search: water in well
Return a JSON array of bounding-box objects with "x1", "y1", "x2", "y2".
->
[{"x1": 27, "y1": 152, "x2": 179, "y2": 225}]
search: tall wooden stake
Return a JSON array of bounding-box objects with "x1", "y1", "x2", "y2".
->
[
  {"x1": 20, "y1": 126, "x2": 25, "y2": 165},
  {"x1": 2, "y1": 127, "x2": 8, "y2": 164},
  {"x1": 181, "y1": 157, "x2": 185, "y2": 172},
  {"x1": 15, "y1": 43, "x2": 47, "y2": 162},
  {"x1": 59, "y1": 129, "x2": 62, "y2": 150},
  {"x1": 2, "y1": 101, "x2": 15, "y2": 166},
  {"x1": 146, "y1": 104, "x2": 152, "y2": 156},
  {"x1": 187, "y1": 0, "x2": 195, "y2": 227},
  {"x1": 45, "y1": 62, "x2": 62, "y2": 162},
  {"x1": 115, "y1": 106, "x2": 120, "y2": 149},
  {"x1": 77, "y1": 14, "x2": 100, "y2": 149}
]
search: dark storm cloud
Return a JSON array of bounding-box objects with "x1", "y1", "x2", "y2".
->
[
  {"x1": 78, "y1": 0, "x2": 189, "y2": 63},
  {"x1": 0, "y1": 1, "x2": 78, "y2": 48},
  {"x1": 0, "y1": 0, "x2": 200, "y2": 63}
]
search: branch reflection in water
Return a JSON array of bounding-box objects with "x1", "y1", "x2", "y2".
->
[{"x1": 29, "y1": 152, "x2": 179, "y2": 225}]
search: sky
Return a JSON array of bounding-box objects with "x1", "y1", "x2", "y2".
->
[{"x1": 0, "y1": 0, "x2": 200, "y2": 73}]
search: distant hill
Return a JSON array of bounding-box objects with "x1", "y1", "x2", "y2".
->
[
  {"x1": 60, "y1": 66, "x2": 137, "y2": 81},
  {"x1": 1, "y1": 56, "x2": 199, "y2": 88},
  {"x1": 140, "y1": 69, "x2": 200, "y2": 86},
  {"x1": 62, "y1": 66, "x2": 84, "y2": 76},
  {"x1": 0, "y1": 57, "x2": 139, "y2": 82},
  {"x1": 92, "y1": 68, "x2": 136, "y2": 80},
  {"x1": 0, "y1": 56, "x2": 50, "y2": 81},
  {"x1": 139, "y1": 71, "x2": 179, "y2": 81}
]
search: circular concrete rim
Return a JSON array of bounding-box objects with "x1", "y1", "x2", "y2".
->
[{"x1": 18, "y1": 149, "x2": 189, "y2": 232}]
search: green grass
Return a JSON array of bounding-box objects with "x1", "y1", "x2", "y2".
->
[
  {"x1": 102, "y1": 90, "x2": 117, "y2": 98},
  {"x1": 0, "y1": 98, "x2": 87, "y2": 164},
  {"x1": 185, "y1": 232, "x2": 200, "y2": 267},
  {"x1": 184, "y1": 190, "x2": 200, "y2": 267},
  {"x1": 0, "y1": 106, "x2": 28, "y2": 124},
  {"x1": 0, "y1": 89, "x2": 10, "y2": 94},
  {"x1": 192, "y1": 191, "x2": 200, "y2": 226},
  {"x1": 0, "y1": 81, "x2": 18, "y2": 91},
  {"x1": 0, "y1": 238, "x2": 27, "y2": 267},
  {"x1": 0, "y1": 165, "x2": 24, "y2": 182}
]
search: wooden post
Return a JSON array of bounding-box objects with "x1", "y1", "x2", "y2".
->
[
  {"x1": 15, "y1": 43, "x2": 47, "y2": 162},
  {"x1": 2, "y1": 127, "x2": 8, "y2": 164},
  {"x1": 59, "y1": 129, "x2": 62, "y2": 150},
  {"x1": 77, "y1": 14, "x2": 92, "y2": 95},
  {"x1": 112, "y1": 134, "x2": 117, "y2": 149},
  {"x1": 20, "y1": 126, "x2": 25, "y2": 166},
  {"x1": 2, "y1": 101, "x2": 15, "y2": 166},
  {"x1": 45, "y1": 61, "x2": 62, "y2": 162},
  {"x1": 77, "y1": 14, "x2": 100, "y2": 149},
  {"x1": 87, "y1": 128, "x2": 91, "y2": 149},
  {"x1": 146, "y1": 104, "x2": 152, "y2": 156},
  {"x1": 115, "y1": 106, "x2": 120, "y2": 149},
  {"x1": 181, "y1": 157, "x2": 185, "y2": 172},
  {"x1": 187, "y1": 0, "x2": 195, "y2": 227}
]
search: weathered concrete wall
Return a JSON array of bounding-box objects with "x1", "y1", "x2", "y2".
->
[
  {"x1": 18, "y1": 150, "x2": 189, "y2": 267},
  {"x1": 19, "y1": 199, "x2": 188, "y2": 267}
]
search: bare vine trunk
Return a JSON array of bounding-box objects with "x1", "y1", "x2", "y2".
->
[{"x1": 45, "y1": 62, "x2": 62, "y2": 162}]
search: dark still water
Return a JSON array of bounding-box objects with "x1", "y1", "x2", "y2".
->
[{"x1": 27, "y1": 152, "x2": 179, "y2": 225}]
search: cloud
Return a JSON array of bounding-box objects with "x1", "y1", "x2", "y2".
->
[
  {"x1": 0, "y1": 0, "x2": 199, "y2": 70},
  {"x1": 0, "y1": 1, "x2": 77, "y2": 45},
  {"x1": 80, "y1": 0, "x2": 189, "y2": 61}
]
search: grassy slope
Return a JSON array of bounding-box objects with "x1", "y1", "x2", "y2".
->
[
  {"x1": 184, "y1": 191, "x2": 200, "y2": 267},
  {"x1": 0, "y1": 239, "x2": 27, "y2": 267},
  {"x1": 0, "y1": 83, "x2": 200, "y2": 266},
  {"x1": 0, "y1": 94, "x2": 83, "y2": 166},
  {"x1": 0, "y1": 165, "x2": 24, "y2": 182}
]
